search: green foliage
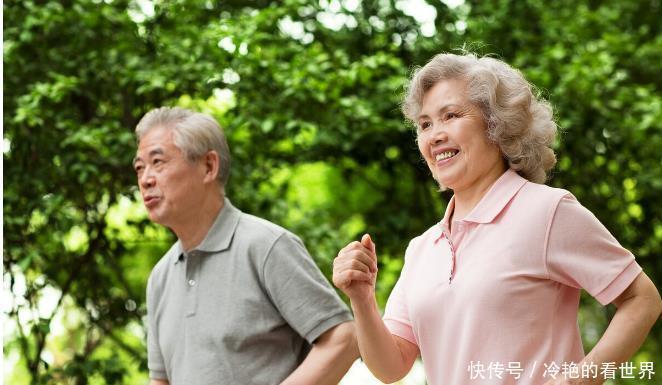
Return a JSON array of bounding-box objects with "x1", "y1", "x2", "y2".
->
[{"x1": 4, "y1": 0, "x2": 660, "y2": 383}]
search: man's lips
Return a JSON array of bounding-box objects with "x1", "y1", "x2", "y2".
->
[{"x1": 143, "y1": 196, "x2": 161, "y2": 208}]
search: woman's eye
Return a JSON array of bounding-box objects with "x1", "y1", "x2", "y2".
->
[
  {"x1": 444, "y1": 112, "x2": 459, "y2": 120},
  {"x1": 419, "y1": 121, "x2": 432, "y2": 130}
]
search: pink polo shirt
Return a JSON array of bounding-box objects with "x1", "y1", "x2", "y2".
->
[{"x1": 383, "y1": 169, "x2": 641, "y2": 385}]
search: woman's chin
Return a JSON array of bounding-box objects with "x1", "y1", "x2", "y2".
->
[{"x1": 432, "y1": 172, "x2": 459, "y2": 191}]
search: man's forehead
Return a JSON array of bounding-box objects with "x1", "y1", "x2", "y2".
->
[
  {"x1": 136, "y1": 146, "x2": 165, "y2": 156},
  {"x1": 137, "y1": 128, "x2": 174, "y2": 151},
  {"x1": 134, "y1": 141, "x2": 167, "y2": 163}
]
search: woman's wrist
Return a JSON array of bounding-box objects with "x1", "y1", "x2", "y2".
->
[{"x1": 350, "y1": 293, "x2": 379, "y2": 316}]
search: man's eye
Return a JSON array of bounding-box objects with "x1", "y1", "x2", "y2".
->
[
  {"x1": 444, "y1": 112, "x2": 459, "y2": 120},
  {"x1": 135, "y1": 165, "x2": 144, "y2": 173},
  {"x1": 153, "y1": 159, "x2": 163, "y2": 165}
]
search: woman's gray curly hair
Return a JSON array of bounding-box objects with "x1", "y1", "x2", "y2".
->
[{"x1": 402, "y1": 52, "x2": 557, "y2": 184}]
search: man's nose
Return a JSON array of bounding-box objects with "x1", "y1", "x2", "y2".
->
[{"x1": 139, "y1": 169, "x2": 155, "y2": 189}]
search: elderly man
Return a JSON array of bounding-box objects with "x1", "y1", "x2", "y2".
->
[{"x1": 133, "y1": 107, "x2": 357, "y2": 385}]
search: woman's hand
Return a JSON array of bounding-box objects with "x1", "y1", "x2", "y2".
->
[
  {"x1": 332, "y1": 234, "x2": 378, "y2": 303},
  {"x1": 333, "y1": 234, "x2": 420, "y2": 383}
]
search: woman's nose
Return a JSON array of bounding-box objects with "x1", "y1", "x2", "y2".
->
[{"x1": 430, "y1": 123, "x2": 448, "y2": 143}]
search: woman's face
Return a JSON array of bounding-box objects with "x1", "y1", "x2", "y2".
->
[{"x1": 416, "y1": 78, "x2": 505, "y2": 192}]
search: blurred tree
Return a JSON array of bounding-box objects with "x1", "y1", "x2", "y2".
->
[{"x1": 3, "y1": 0, "x2": 660, "y2": 383}]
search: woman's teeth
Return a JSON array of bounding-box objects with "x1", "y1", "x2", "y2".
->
[{"x1": 436, "y1": 151, "x2": 457, "y2": 161}]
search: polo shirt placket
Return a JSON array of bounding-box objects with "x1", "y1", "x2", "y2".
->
[
  {"x1": 432, "y1": 229, "x2": 455, "y2": 285},
  {"x1": 184, "y1": 252, "x2": 200, "y2": 317},
  {"x1": 439, "y1": 215, "x2": 473, "y2": 285}
]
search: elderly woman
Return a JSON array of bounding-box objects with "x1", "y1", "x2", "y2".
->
[{"x1": 332, "y1": 53, "x2": 661, "y2": 385}]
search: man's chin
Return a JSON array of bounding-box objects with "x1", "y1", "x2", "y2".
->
[{"x1": 147, "y1": 211, "x2": 164, "y2": 225}]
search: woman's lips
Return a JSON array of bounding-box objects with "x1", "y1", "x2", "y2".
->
[{"x1": 435, "y1": 150, "x2": 460, "y2": 166}]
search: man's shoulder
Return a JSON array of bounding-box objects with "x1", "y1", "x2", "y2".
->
[
  {"x1": 235, "y1": 211, "x2": 297, "y2": 244},
  {"x1": 231, "y1": 211, "x2": 315, "y2": 279}
]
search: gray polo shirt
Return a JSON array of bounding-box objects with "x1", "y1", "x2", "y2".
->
[{"x1": 146, "y1": 198, "x2": 352, "y2": 384}]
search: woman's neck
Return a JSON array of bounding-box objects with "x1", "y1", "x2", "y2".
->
[{"x1": 451, "y1": 164, "x2": 507, "y2": 222}]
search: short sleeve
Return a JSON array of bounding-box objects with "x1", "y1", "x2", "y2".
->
[
  {"x1": 146, "y1": 274, "x2": 168, "y2": 380},
  {"x1": 546, "y1": 195, "x2": 642, "y2": 305},
  {"x1": 262, "y1": 233, "x2": 352, "y2": 344},
  {"x1": 382, "y1": 242, "x2": 418, "y2": 346}
]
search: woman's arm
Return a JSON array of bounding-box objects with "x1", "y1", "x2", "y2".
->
[
  {"x1": 588, "y1": 272, "x2": 662, "y2": 364},
  {"x1": 351, "y1": 295, "x2": 420, "y2": 383},
  {"x1": 332, "y1": 234, "x2": 420, "y2": 383},
  {"x1": 545, "y1": 272, "x2": 661, "y2": 385}
]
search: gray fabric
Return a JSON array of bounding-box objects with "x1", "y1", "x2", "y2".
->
[{"x1": 146, "y1": 198, "x2": 352, "y2": 385}]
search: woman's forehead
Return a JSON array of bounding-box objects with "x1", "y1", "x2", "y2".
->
[{"x1": 420, "y1": 80, "x2": 471, "y2": 115}]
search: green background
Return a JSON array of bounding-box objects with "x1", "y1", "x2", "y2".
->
[{"x1": 3, "y1": 0, "x2": 661, "y2": 383}]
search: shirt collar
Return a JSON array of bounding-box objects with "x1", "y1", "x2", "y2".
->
[
  {"x1": 170, "y1": 242, "x2": 184, "y2": 264},
  {"x1": 437, "y1": 169, "x2": 527, "y2": 235},
  {"x1": 172, "y1": 197, "x2": 241, "y2": 264},
  {"x1": 438, "y1": 196, "x2": 455, "y2": 238},
  {"x1": 463, "y1": 169, "x2": 527, "y2": 223}
]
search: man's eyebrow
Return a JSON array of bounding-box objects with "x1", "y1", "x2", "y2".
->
[
  {"x1": 133, "y1": 148, "x2": 165, "y2": 166},
  {"x1": 149, "y1": 148, "x2": 165, "y2": 157}
]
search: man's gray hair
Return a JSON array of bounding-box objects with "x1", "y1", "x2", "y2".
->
[{"x1": 135, "y1": 107, "x2": 231, "y2": 187}]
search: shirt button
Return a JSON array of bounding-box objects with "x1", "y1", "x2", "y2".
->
[{"x1": 188, "y1": 279, "x2": 196, "y2": 286}]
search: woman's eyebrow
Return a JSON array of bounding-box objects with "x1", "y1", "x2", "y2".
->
[
  {"x1": 436, "y1": 103, "x2": 462, "y2": 114},
  {"x1": 418, "y1": 103, "x2": 463, "y2": 121}
]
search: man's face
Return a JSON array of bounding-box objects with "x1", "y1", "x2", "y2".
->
[{"x1": 134, "y1": 127, "x2": 207, "y2": 228}]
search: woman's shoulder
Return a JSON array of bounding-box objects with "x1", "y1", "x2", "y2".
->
[
  {"x1": 521, "y1": 179, "x2": 570, "y2": 197},
  {"x1": 517, "y1": 180, "x2": 573, "y2": 208},
  {"x1": 496, "y1": 180, "x2": 576, "y2": 229}
]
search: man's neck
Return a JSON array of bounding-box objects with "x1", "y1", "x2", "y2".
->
[{"x1": 174, "y1": 196, "x2": 224, "y2": 252}]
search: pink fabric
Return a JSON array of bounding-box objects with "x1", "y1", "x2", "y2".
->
[{"x1": 383, "y1": 169, "x2": 641, "y2": 385}]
